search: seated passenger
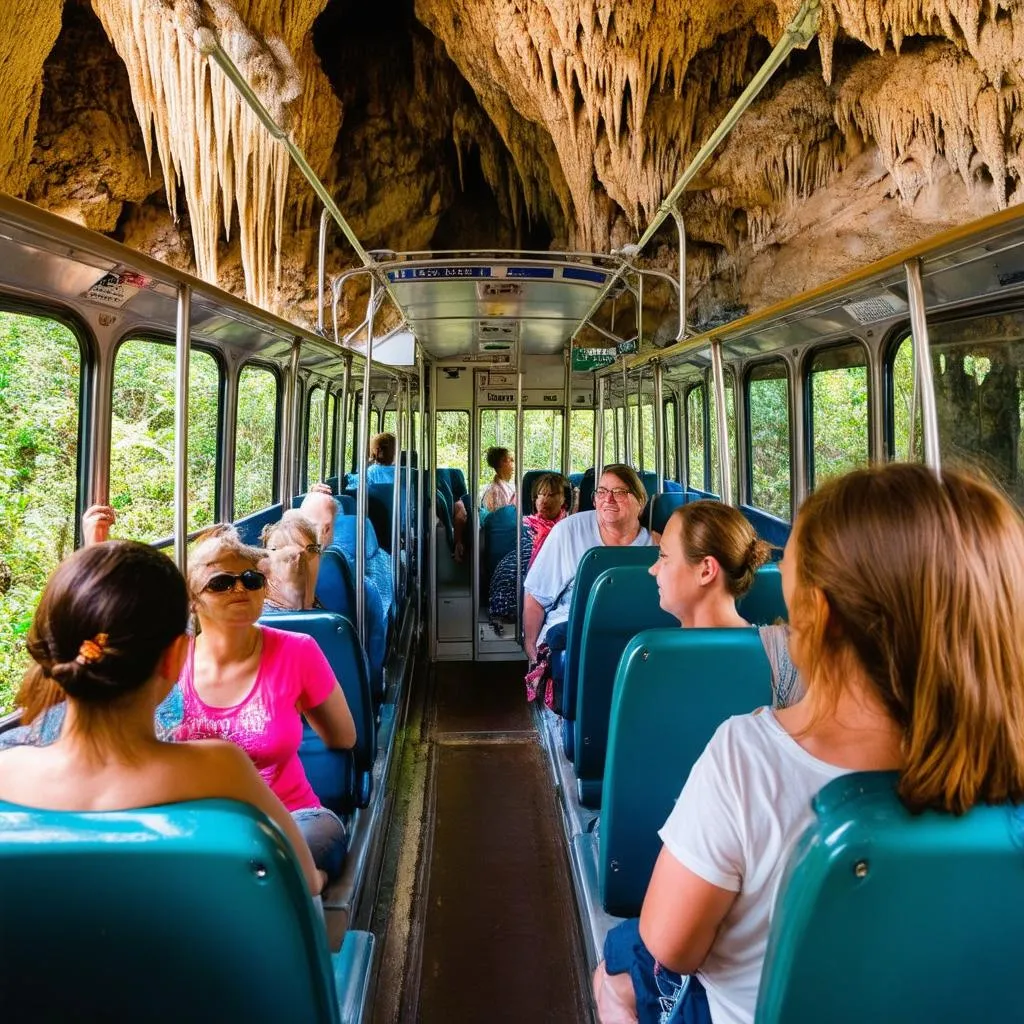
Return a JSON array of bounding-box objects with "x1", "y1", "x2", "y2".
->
[
  {"x1": 489, "y1": 472, "x2": 571, "y2": 623},
  {"x1": 594, "y1": 464, "x2": 1024, "y2": 1024},
  {"x1": 176, "y1": 526, "x2": 357, "y2": 889},
  {"x1": 260, "y1": 511, "x2": 323, "y2": 611},
  {"x1": 480, "y1": 446, "x2": 516, "y2": 513},
  {"x1": 300, "y1": 489, "x2": 338, "y2": 553},
  {"x1": 651, "y1": 501, "x2": 799, "y2": 707},
  {"x1": 367, "y1": 431, "x2": 396, "y2": 485},
  {"x1": 523, "y1": 465, "x2": 652, "y2": 665},
  {"x1": 0, "y1": 541, "x2": 324, "y2": 895}
]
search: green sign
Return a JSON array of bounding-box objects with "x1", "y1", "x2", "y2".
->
[
  {"x1": 616, "y1": 338, "x2": 637, "y2": 355},
  {"x1": 571, "y1": 346, "x2": 616, "y2": 372}
]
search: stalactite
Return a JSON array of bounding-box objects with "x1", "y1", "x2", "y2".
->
[{"x1": 91, "y1": 0, "x2": 339, "y2": 311}]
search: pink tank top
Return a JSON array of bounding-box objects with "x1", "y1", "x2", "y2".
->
[{"x1": 177, "y1": 627, "x2": 337, "y2": 811}]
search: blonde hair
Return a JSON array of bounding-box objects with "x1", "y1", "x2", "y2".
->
[
  {"x1": 672, "y1": 500, "x2": 771, "y2": 597},
  {"x1": 260, "y1": 511, "x2": 318, "y2": 550},
  {"x1": 794, "y1": 463, "x2": 1024, "y2": 814},
  {"x1": 187, "y1": 524, "x2": 264, "y2": 601}
]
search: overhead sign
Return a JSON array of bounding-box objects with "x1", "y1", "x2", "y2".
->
[
  {"x1": 82, "y1": 269, "x2": 153, "y2": 308},
  {"x1": 476, "y1": 387, "x2": 565, "y2": 407},
  {"x1": 616, "y1": 338, "x2": 638, "y2": 355},
  {"x1": 571, "y1": 346, "x2": 616, "y2": 372}
]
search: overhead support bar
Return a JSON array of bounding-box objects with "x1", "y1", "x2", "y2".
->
[
  {"x1": 355, "y1": 277, "x2": 378, "y2": 647},
  {"x1": 710, "y1": 340, "x2": 733, "y2": 505},
  {"x1": 904, "y1": 258, "x2": 942, "y2": 475},
  {"x1": 568, "y1": 0, "x2": 820, "y2": 344}
]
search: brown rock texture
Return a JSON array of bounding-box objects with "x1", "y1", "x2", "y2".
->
[{"x1": 5, "y1": 0, "x2": 1024, "y2": 333}]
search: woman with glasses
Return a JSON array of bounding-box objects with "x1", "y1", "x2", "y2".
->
[
  {"x1": 260, "y1": 511, "x2": 324, "y2": 611},
  {"x1": 177, "y1": 525, "x2": 356, "y2": 891},
  {"x1": 523, "y1": 466, "x2": 652, "y2": 688}
]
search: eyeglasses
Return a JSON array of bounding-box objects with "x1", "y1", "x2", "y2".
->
[
  {"x1": 203, "y1": 570, "x2": 266, "y2": 593},
  {"x1": 594, "y1": 486, "x2": 632, "y2": 501}
]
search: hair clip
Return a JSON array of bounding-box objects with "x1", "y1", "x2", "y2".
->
[{"x1": 76, "y1": 633, "x2": 109, "y2": 665}]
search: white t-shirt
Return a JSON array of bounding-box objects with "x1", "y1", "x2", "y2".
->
[
  {"x1": 523, "y1": 510, "x2": 652, "y2": 643},
  {"x1": 658, "y1": 709, "x2": 850, "y2": 1024},
  {"x1": 480, "y1": 477, "x2": 515, "y2": 512}
]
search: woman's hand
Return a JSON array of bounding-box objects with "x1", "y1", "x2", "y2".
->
[
  {"x1": 309, "y1": 482, "x2": 333, "y2": 496},
  {"x1": 82, "y1": 504, "x2": 116, "y2": 546}
]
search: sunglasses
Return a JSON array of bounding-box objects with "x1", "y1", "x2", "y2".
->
[{"x1": 203, "y1": 570, "x2": 266, "y2": 593}]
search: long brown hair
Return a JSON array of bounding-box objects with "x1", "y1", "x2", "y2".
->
[
  {"x1": 793, "y1": 463, "x2": 1024, "y2": 813},
  {"x1": 673, "y1": 500, "x2": 771, "y2": 597}
]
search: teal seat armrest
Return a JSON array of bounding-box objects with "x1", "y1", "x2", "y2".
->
[{"x1": 332, "y1": 929, "x2": 375, "y2": 1024}]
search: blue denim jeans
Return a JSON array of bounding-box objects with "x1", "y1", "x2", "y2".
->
[
  {"x1": 292, "y1": 806, "x2": 347, "y2": 881},
  {"x1": 604, "y1": 918, "x2": 710, "y2": 1024}
]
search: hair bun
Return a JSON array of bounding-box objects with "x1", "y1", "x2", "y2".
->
[
  {"x1": 48, "y1": 656, "x2": 119, "y2": 702},
  {"x1": 746, "y1": 537, "x2": 773, "y2": 572}
]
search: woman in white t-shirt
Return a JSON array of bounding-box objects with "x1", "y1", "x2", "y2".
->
[
  {"x1": 480, "y1": 446, "x2": 516, "y2": 513},
  {"x1": 594, "y1": 463, "x2": 1024, "y2": 1024}
]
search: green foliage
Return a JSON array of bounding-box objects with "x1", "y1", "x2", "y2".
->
[
  {"x1": 748, "y1": 374, "x2": 791, "y2": 519},
  {"x1": 235, "y1": 365, "x2": 278, "y2": 517},
  {"x1": 109, "y1": 339, "x2": 219, "y2": 542},
  {"x1": 811, "y1": 365, "x2": 869, "y2": 484},
  {"x1": 0, "y1": 312, "x2": 81, "y2": 711}
]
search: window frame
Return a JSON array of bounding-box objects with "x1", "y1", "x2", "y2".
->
[{"x1": 744, "y1": 357, "x2": 793, "y2": 520}]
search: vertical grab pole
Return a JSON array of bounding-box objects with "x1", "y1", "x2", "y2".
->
[
  {"x1": 282, "y1": 340, "x2": 302, "y2": 507},
  {"x1": 637, "y1": 365, "x2": 646, "y2": 472},
  {"x1": 904, "y1": 258, "x2": 942, "y2": 475},
  {"x1": 653, "y1": 360, "x2": 665, "y2": 495},
  {"x1": 561, "y1": 347, "x2": 571, "y2": 474},
  {"x1": 220, "y1": 360, "x2": 238, "y2": 522},
  {"x1": 418, "y1": 353, "x2": 426, "y2": 622},
  {"x1": 318, "y1": 384, "x2": 330, "y2": 486},
  {"x1": 710, "y1": 339, "x2": 733, "y2": 505},
  {"x1": 595, "y1": 375, "x2": 606, "y2": 480},
  {"x1": 317, "y1": 208, "x2": 329, "y2": 335},
  {"x1": 337, "y1": 356, "x2": 351, "y2": 487},
  {"x1": 355, "y1": 279, "x2": 377, "y2": 648},
  {"x1": 391, "y1": 387, "x2": 402, "y2": 599},
  {"x1": 404, "y1": 375, "x2": 413, "y2": 599},
  {"x1": 173, "y1": 283, "x2": 191, "y2": 573},
  {"x1": 621, "y1": 357, "x2": 632, "y2": 466},
  {"x1": 515, "y1": 369, "x2": 525, "y2": 645}
]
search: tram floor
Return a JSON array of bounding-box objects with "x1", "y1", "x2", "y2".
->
[{"x1": 374, "y1": 660, "x2": 591, "y2": 1024}]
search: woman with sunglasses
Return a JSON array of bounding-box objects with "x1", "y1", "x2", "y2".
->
[{"x1": 176, "y1": 526, "x2": 357, "y2": 891}]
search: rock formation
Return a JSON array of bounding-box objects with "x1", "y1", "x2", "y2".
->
[{"x1": 3, "y1": 0, "x2": 1023, "y2": 335}]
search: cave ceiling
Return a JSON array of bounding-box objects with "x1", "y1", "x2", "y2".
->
[{"x1": 2, "y1": 0, "x2": 1022, "y2": 344}]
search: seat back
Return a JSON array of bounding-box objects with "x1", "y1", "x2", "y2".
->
[
  {"x1": 574, "y1": 565, "x2": 676, "y2": 806},
  {"x1": 645, "y1": 491, "x2": 689, "y2": 535},
  {"x1": 578, "y1": 468, "x2": 595, "y2": 511},
  {"x1": 366, "y1": 484, "x2": 394, "y2": 553},
  {"x1": 558, "y1": 545, "x2": 659, "y2": 725},
  {"x1": 482, "y1": 504, "x2": 518, "y2": 590},
  {"x1": 234, "y1": 502, "x2": 284, "y2": 546},
  {"x1": 740, "y1": 503, "x2": 791, "y2": 555},
  {"x1": 315, "y1": 542, "x2": 387, "y2": 702},
  {"x1": 601, "y1": 628, "x2": 773, "y2": 915},
  {"x1": 336, "y1": 494, "x2": 356, "y2": 516},
  {"x1": 757, "y1": 772, "x2": 1024, "y2": 1023},
  {"x1": 0, "y1": 800, "x2": 342, "y2": 1023},
  {"x1": 737, "y1": 564, "x2": 786, "y2": 625},
  {"x1": 447, "y1": 467, "x2": 468, "y2": 501},
  {"x1": 259, "y1": 611, "x2": 376, "y2": 812},
  {"x1": 520, "y1": 469, "x2": 572, "y2": 515}
]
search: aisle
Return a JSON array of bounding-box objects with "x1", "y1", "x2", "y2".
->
[{"x1": 394, "y1": 661, "x2": 589, "y2": 1023}]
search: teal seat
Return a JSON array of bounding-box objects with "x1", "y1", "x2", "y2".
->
[
  {"x1": 736, "y1": 563, "x2": 787, "y2": 625},
  {"x1": 0, "y1": 799, "x2": 374, "y2": 1023},
  {"x1": 601, "y1": 628, "x2": 773, "y2": 916},
  {"x1": 757, "y1": 772, "x2": 1024, "y2": 1022},
  {"x1": 556, "y1": 544, "x2": 659, "y2": 724},
  {"x1": 260, "y1": 611, "x2": 376, "y2": 813},
  {"x1": 573, "y1": 566, "x2": 676, "y2": 807}
]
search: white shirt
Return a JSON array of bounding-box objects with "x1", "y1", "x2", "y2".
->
[
  {"x1": 480, "y1": 477, "x2": 515, "y2": 512},
  {"x1": 523, "y1": 510, "x2": 651, "y2": 642},
  {"x1": 658, "y1": 709, "x2": 850, "y2": 1024}
]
